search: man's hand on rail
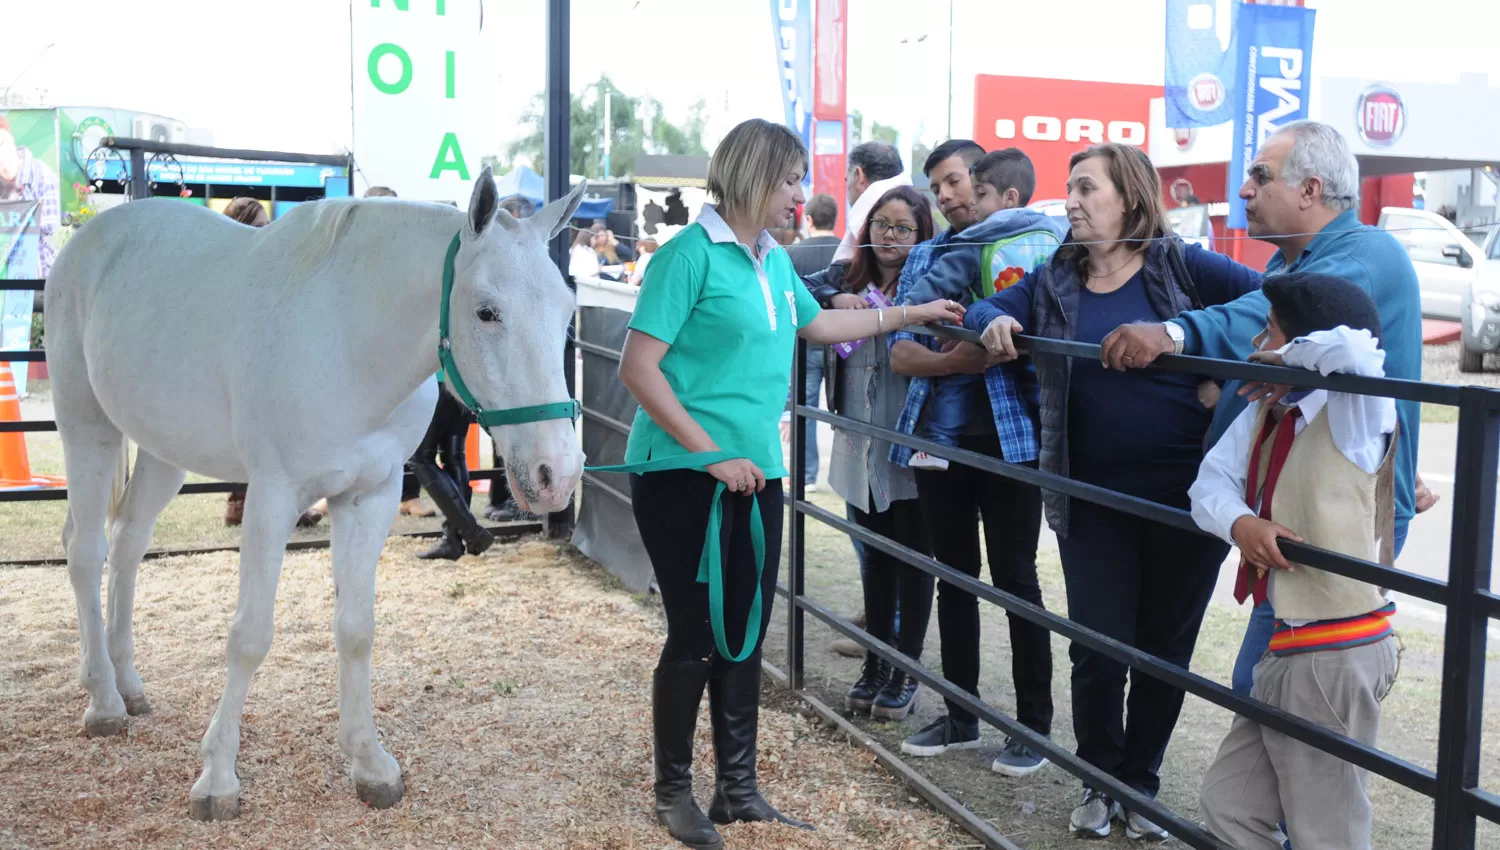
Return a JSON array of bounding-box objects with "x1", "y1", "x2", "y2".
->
[{"x1": 1099, "y1": 322, "x2": 1175, "y2": 371}]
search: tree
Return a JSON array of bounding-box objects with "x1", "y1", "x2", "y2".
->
[
  {"x1": 849, "y1": 109, "x2": 900, "y2": 148},
  {"x1": 506, "y1": 75, "x2": 708, "y2": 178}
]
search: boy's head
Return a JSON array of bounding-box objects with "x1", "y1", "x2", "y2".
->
[
  {"x1": 970, "y1": 148, "x2": 1036, "y2": 219},
  {"x1": 1256, "y1": 272, "x2": 1382, "y2": 352}
]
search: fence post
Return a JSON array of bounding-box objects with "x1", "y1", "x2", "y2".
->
[
  {"x1": 542, "y1": 0, "x2": 575, "y2": 540},
  {"x1": 788, "y1": 338, "x2": 808, "y2": 690},
  {"x1": 128, "y1": 148, "x2": 148, "y2": 201},
  {"x1": 1432, "y1": 388, "x2": 1498, "y2": 849}
]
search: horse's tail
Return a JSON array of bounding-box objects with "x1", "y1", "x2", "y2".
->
[{"x1": 106, "y1": 442, "x2": 131, "y2": 524}]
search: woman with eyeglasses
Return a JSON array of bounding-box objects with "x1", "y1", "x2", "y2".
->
[{"x1": 802, "y1": 185, "x2": 937, "y2": 723}]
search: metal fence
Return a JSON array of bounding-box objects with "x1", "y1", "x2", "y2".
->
[{"x1": 782, "y1": 325, "x2": 1500, "y2": 849}]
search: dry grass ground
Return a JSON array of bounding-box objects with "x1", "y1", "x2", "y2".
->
[{"x1": 0, "y1": 538, "x2": 971, "y2": 850}]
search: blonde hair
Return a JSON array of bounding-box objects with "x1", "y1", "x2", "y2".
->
[{"x1": 706, "y1": 118, "x2": 808, "y2": 228}]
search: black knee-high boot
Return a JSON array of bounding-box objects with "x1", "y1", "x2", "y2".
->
[
  {"x1": 413, "y1": 458, "x2": 493, "y2": 560},
  {"x1": 705, "y1": 652, "x2": 813, "y2": 830},
  {"x1": 653, "y1": 660, "x2": 723, "y2": 850}
]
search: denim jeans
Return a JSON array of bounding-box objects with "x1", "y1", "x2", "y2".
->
[
  {"x1": 803, "y1": 346, "x2": 826, "y2": 484},
  {"x1": 1231, "y1": 526, "x2": 1408, "y2": 695},
  {"x1": 920, "y1": 372, "x2": 981, "y2": 448}
]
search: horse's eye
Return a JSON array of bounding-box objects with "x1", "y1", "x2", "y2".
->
[{"x1": 475, "y1": 306, "x2": 500, "y2": 323}]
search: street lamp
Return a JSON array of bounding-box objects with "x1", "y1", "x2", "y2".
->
[{"x1": 3, "y1": 42, "x2": 57, "y2": 106}]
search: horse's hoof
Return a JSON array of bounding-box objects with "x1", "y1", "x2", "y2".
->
[
  {"x1": 124, "y1": 694, "x2": 152, "y2": 716},
  {"x1": 356, "y1": 777, "x2": 405, "y2": 809},
  {"x1": 188, "y1": 794, "x2": 240, "y2": 821},
  {"x1": 83, "y1": 715, "x2": 126, "y2": 737}
]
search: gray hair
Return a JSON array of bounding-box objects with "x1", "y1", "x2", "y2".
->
[{"x1": 1276, "y1": 120, "x2": 1360, "y2": 212}]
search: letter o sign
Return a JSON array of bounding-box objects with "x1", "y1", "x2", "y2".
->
[
  {"x1": 1108, "y1": 120, "x2": 1146, "y2": 146},
  {"x1": 368, "y1": 43, "x2": 413, "y2": 95},
  {"x1": 1023, "y1": 116, "x2": 1061, "y2": 142}
]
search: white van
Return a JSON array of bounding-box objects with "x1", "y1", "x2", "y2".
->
[{"x1": 1377, "y1": 206, "x2": 1486, "y2": 321}]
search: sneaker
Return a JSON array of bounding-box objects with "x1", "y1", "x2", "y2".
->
[
  {"x1": 803, "y1": 481, "x2": 820, "y2": 493},
  {"x1": 1069, "y1": 788, "x2": 1112, "y2": 839},
  {"x1": 991, "y1": 736, "x2": 1049, "y2": 778},
  {"x1": 900, "y1": 715, "x2": 982, "y2": 757},
  {"x1": 1113, "y1": 803, "x2": 1168, "y2": 842},
  {"x1": 844, "y1": 657, "x2": 888, "y2": 714},
  {"x1": 870, "y1": 670, "x2": 919, "y2": 721},
  {"x1": 908, "y1": 452, "x2": 950, "y2": 471}
]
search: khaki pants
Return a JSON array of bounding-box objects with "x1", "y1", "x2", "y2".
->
[{"x1": 1200, "y1": 637, "x2": 1398, "y2": 850}]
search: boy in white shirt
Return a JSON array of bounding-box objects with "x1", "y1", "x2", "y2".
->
[{"x1": 1189, "y1": 272, "x2": 1398, "y2": 850}]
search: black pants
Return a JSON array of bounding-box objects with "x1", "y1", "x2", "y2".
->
[
  {"x1": 413, "y1": 386, "x2": 476, "y2": 508},
  {"x1": 851, "y1": 497, "x2": 933, "y2": 661},
  {"x1": 632, "y1": 471, "x2": 784, "y2": 672},
  {"x1": 1056, "y1": 495, "x2": 1228, "y2": 798},
  {"x1": 488, "y1": 446, "x2": 513, "y2": 508},
  {"x1": 915, "y1": 435, "x2": 1052, "y2": 734}
]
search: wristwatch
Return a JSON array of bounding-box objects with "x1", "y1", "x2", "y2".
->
[{"x1": 1163, "y1": 321, "x2": 1185, "y2": 355}]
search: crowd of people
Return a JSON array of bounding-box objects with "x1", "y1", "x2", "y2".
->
[{"x1": 684, "y1": 121, "x2": 1426, "y2": 848}]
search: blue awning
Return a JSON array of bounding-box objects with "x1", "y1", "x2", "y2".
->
[{"x1": 495, "y1": 166, "x2": 614, "y2": 220}]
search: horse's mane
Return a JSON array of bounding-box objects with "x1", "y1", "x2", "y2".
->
[{"x1": 275, "y1": 198, "x2": 462, "y2": 282}]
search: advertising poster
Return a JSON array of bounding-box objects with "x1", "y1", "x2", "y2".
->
[
  {"x1": 1227, "y1": 3, "x2": 1316, "y2": 229},
  {"x1": 1164, "y1": 0, "x2": 1240, "y2": 128},
  {"x1": 351, "y1": 0, "x2": 494, "y2": 205}
]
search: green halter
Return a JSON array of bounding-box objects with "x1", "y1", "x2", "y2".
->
[
  {"x1": 439, "y1": 231, "x2": 762, "y2": 664},
  {"x1": 437, "y1": 232, "x2": 581, "y2": 428}
]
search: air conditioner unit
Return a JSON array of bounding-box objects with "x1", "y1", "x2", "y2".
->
[{"x1": 131, "y1": 114, "x2": 188, "y2": 144}]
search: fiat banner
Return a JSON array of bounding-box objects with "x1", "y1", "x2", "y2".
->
[
  {"x1": 768, "y1": 0, "x2": 813, "y2": 190},
  {"x1": 1164, "y1": 0, "x2": 1240, "y2": 128},
  {"x1": 1226, "y1": 2, "x2": 1316, "y2": 229}
]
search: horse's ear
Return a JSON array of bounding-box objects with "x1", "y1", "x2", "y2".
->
[
  {"x1": 467, "y1": 166, "x2": 499, "y2": 236},
  {"x1": 530, "y1": 180, "x2": 588, "y2": 243}
]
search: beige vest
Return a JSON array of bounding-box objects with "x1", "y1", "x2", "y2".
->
[{"x1": 1251, "y1": 405, "x2": 1396, "y2": 622}]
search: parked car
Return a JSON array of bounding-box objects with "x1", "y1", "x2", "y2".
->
[
  {"x1": 1377, "y1": 206, "x2": 1486, "y2": 321},
  {"x1": 1459, "y1": 224, "x2": 1500, "y2": 372}
]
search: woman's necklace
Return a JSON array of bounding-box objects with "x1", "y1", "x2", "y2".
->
[{"x1": 1085, "y1": 251, "x2": 1139, "y2": 292}]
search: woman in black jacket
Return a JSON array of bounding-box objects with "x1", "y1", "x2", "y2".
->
[{"x1": 966, "y1": 145, "x2": 1260, "y2": 840}]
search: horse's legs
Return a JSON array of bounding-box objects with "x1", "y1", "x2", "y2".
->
[
  {"x1": 189, "y1": 479, "x2": 300, "y2": 822},
  {"x1": 327, "y1": 466, "x2": 405, "y2": 808},
  {"x1": 105, "y1": 450, "x2": 186, "y2": 716},
  {"x1": 58, "y1": 423, "x2": 128, "y2": 737}
]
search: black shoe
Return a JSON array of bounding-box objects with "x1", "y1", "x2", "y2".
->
[
  {"x1": 653, "y1": 661, "x2": 723, "y2": 850},
  {"x1": 991, "y1": 736, "x2": 1049, "y2": 777},
  {"x1": 417, "y1": 525, "x2": 465, "y2": 561},
  {"x1": 844, "y1": 656, "x2": 888, "y2": 715},
  {"x1": 871, "y1": 669, "x2": 919, "y2": 721},
  {"x1": 705, "y1": 653, "x2": 814, "y2": 831},
  {"x1": 899, "y1": 715, "x2": 982, "y2": 757},
  {"x1": 460, "y1": 524, "x2": 494, "y2": 556}
]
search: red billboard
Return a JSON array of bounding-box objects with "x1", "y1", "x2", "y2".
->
[
  {"x1": 812, "y1": 0, "x2": 848, "y2": 234},
  {"x1": 973, "y1": 75, "x2": 1161, "y2": 203}
]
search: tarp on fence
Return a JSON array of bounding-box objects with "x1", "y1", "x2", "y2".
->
[{"x1": 571, "y1": 299, "x2": 654, "y2": 592}]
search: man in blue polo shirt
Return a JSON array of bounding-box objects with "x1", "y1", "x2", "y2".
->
[{"x1": 1099, "y1": 120, "x2": 1425, "y2": 698}]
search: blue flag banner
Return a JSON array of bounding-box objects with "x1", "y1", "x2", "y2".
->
[
  {"x1": 769, "y1": 0, "x2": 814, "y2": 190},
  {"x1": 1227, "y1": 3, "x2": 1316, "y2": 229},
  {"x1": 1165, "y1": 0, "x2": 1240, "y2": 128}
]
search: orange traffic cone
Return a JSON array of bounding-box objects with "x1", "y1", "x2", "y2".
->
[
  {"x1": 466, "y1": 422, "x2": 489, "y2": 493},
  {"x1": 0, "y1": 361, "x2": 35, "y2": 485}
]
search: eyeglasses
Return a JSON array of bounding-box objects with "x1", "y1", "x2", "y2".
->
[{"x1": 869, "y1": 219, "x2": 917, "y2": 239}]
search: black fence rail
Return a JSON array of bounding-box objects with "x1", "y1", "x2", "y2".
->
[{"x1": 784, "y1": 325, "x2": 1498, "y2": 850}]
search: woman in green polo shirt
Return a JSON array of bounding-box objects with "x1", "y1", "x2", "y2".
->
[{"x1": 618, "y1": 118, "x2": 962, "y2": 849}]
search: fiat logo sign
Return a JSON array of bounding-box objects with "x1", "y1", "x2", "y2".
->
[
  {"x1": 1188, "y1": 73, "x2": 1226, "y2": 112},
  {"x1": 1356, "y1": 84, "x2": 1405, "y2": 147},
  {"x1": 1174, "y1": 127, "x2": 1195, "y2": 151}
]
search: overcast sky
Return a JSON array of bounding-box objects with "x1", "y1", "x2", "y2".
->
[{"x1": 5, "y1": 0, "x2": 1500, "y2": 159}]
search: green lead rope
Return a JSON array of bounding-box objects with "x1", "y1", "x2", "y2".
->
[{"x1": 586, "y1": 451, "x2": 765, "y2": 663}]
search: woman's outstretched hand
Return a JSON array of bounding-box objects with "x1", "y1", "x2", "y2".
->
[{"x1": 907, "y1": 299, "x2": 966, "y2": 326}]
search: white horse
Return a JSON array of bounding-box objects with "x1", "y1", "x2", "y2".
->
[{"x1": 45, "y1": 168, "x2": 586, "y2": 820}]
